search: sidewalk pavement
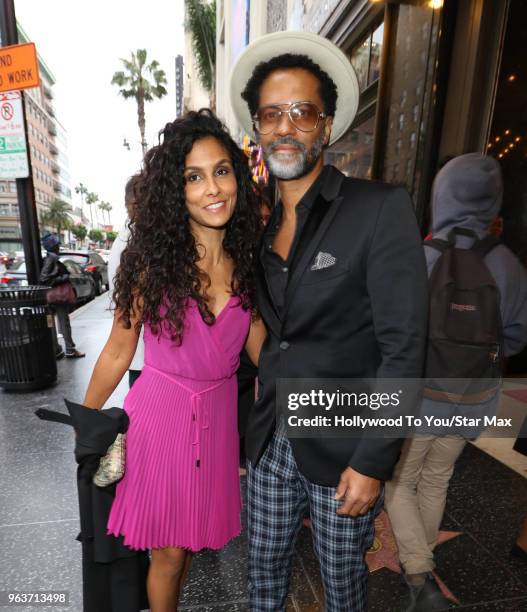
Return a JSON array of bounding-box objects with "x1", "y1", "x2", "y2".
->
[{"x1": 1, "y1": 294, "x2": 527, "y2": 611}]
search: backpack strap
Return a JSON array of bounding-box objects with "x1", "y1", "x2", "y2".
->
[
  {"x1": 471, "y1": 235, "x2": 501, "y2": 257},
  {"x1": 426, "y1": 227, "x2": 499, "y2": 255},
  {"x1": 426, "y1": 227, "x2": 475, "y2": 251},
  {"x1": 424, "y1": 238, "x2": 450, "y2": 253},
  {"x1": 449, "y1": 227, "x2": 479, "y2": 240}
]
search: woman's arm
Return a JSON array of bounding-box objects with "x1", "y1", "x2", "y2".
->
[
  {"x1": 83, "y1": 304, "x2": 141, "y2": 410},
  {"x1": 245, "y1": 316, "x2": 267, "y2": 367}
]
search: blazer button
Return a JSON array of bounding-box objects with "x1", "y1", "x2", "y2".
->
[{"x1": 279, "y1": 341, "x2": 290, "y2": 350}]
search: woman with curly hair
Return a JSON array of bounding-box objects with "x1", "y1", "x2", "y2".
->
[{"x1": 82, "y1": 109, "x2": 266, "y2": 610}]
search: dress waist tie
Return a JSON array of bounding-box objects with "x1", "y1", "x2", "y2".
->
[{"x1": 142, "y1": 364, "x2": 228, "y2": 468}]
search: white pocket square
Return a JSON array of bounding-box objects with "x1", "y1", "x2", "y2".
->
[{"x1": 311, "y1": 251, "x2": 337, "y2": 271}]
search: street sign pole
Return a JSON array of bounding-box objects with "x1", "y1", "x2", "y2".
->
[{"x1": 0, "y1": 0, "x2": 41, "y2": 284}]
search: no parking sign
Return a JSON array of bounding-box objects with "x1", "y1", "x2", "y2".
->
[{"x1": 0, "y1": 90, "x2": 29, "y2": 179}]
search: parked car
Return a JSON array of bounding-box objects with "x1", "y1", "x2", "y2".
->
[
  {"x1": 0, "y1": 251, "x2": 15, "y2": 269},
  {"x1": 59, "y1": 250, "x2": 109, "y2": 295},
  {"x1": 95, "y1": 248, "x2": 111, "y2": 264},
  {"x1": 0, "y1": 259, "x2": 96, "y2": 304}
]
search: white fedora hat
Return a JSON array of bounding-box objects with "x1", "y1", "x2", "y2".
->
[{"x1": 229, "y1": 31, "x2": 359, "y2": 146}]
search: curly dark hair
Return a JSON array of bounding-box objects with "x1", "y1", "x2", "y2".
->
[
  {"x1": 113, "y1": 109, "x2": 262, "y2": 343},
  {"x1": 241, "y1": 53, "x2": 338, "y2": 118}
]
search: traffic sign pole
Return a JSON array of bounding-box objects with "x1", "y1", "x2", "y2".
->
[{"x1": 0, "y1": 0, "x2": 41, "y2": 285}]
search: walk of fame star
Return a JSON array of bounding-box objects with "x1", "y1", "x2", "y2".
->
[
  {"x1": 366, "y1": 511, "x2": 462, "y2": 604},
  {"x1": 302, "y1": 510, "x2": 462, "y2": 603}
]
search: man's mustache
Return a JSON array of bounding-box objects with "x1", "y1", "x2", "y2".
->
[{"x1": 267, "y1": 136, "x2": 307, "y2": 154}]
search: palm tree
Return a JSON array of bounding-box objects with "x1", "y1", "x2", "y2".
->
[
  {"x1": 98, "y1": 201, "x2": 113, "y2": 226},
  {"x1": 75, "y1": 183, "x2": 88, "y2": 222},
  {"x1": 98, "y1": 201, "x2": 106, "y2": 226},
  {"x1": 185, "y1": 0, "x2": 216, "y2": 110},
  {"x1": 85, "y1": 191, "x2": 98, "y2": 228},
  {"x1": 40, "y1": 199, "x2": 73, "y2": 236},
  {"x1": 105, "y1": 202, "x2": 113, "y2": 226},
  {"x1": 111, "y1": 49, "x2": 168, "y2": 155}
]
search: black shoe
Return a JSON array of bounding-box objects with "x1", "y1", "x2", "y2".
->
[
  {"x1": 55, "y1": 350, "x2": 65, "y2": 361},
  {"x1": 65, "y1": 349, "x2": 85, "y2": 359},
  {"x1": 403, "y1": 574, "x2": 454, "y2": 611},
  {"x1": 511, "y1": 544, "x2": 527, "y2": 560}
]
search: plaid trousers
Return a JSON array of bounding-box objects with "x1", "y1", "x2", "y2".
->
[{"x1": 247, "y1": 431, "x2": 382, "y2": 612}]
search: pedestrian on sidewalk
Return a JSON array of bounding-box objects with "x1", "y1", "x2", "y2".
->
[
  {"x1": 82, "y1": 109, "x2": 266, "y2": 610},
  {"x1": 230, "y1": 33, "x2": 428, "y2": 611},
  {"x1": 39, "y1": 232, "x2": 85, "y2": 359},
  {"x1": 107, "y1": 172, "x2": 144, "y2": 388},
  {"x1": 385, "y1": 154, "x2": 527, "y2": 611}
]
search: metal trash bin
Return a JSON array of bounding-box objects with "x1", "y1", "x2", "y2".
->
[{"x1": 0, "y1": 286, "x2": 57, "y2": 391}]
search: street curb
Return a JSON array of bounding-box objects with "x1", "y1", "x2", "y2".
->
[{"x1": 70, "y1": 292, "x2": 111, "y2": 320}]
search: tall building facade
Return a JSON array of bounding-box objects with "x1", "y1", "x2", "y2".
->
[{"x1": 0, "y1": 24, "x2": 72, "y2": 253}]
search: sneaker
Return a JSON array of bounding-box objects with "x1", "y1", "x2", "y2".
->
[
  {"x1": 65, "y1": 349, "x2": 85, "y2": 359},
  {"x1": 405, "y1": 574, "x2": 453, "y2": 611},
  {"x1": 55, "y1": 350, "x2": 65, "y2": 361}
]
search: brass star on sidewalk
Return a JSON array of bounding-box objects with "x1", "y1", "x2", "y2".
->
[
  {"x1": 303, "y1": 509, "x2": 462, "y2": 605},
  {"x1": 365, "y1": 510, "x2": 462, "y2": 576},
  {"x1": 365, "y1": 511, "x2": 462, "y2": 604},
  {"x1": 366, "y1": 510, "x2": 403, "y2": 573}
]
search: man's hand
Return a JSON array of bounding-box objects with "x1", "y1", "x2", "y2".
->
[{"x1": 334, "y1": 467, "x2": 380, "y2": 516}]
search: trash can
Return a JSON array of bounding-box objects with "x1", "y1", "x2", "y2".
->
[{"x1": 0, "y1": 286, "x2": 57, "y2": 391}]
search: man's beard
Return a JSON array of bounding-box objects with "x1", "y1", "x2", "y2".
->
[{"x1": 262, "y1": 131, "x2": 325, "y2": 180}]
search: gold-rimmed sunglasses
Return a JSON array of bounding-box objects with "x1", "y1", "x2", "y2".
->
[{"x1": 252, "y1": 101, "x2": 327, "y2": 134}]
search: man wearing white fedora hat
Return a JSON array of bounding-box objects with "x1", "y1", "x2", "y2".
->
[{"x1": 230, "y1": 31, "x2": 428, "y2": 611}]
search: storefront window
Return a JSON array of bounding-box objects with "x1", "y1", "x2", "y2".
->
[
  {"x1": 369, "y1": 23, "x2": 384, "y2": 84},
  {"x1": 486, "y1": 0, "x2": 527, "y2": 261},
  {"x1": 350, "y1": 37, "x2": 370, "y2": 92},
  {"x1": 350, "y1": 22, "x2": 384, "y2": 92},
  {"x1": 328, "y1": 19, "x2": 384, "y2": 179},
  {"x1": 324, "y1": 114, "x2": 375, "y2": 179}
]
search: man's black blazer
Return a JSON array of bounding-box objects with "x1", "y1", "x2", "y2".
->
[{"x1": 246, "y1": 165, "x2": 429, "y2": 486}]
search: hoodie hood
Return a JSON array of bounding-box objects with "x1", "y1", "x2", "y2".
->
[{"x1": 431, "y1": 153, "x2": 502, "y2": 238}]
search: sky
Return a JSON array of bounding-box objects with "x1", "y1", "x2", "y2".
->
[{"x1": 14, "y1": 0, "x2": 185, "y2": 229}]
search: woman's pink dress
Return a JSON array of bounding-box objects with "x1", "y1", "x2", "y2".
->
[{"x1": 107, "y1": 296, "x2": 250, "y2": 551}]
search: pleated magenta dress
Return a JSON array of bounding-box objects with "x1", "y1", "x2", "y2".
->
[{"x1": 107, "y1": 296, "x2": 250, "y2": 551}]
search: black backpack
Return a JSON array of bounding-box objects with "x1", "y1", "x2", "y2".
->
[{"x1": 424, "y1": 227, "x2": 504, "y2": 404}]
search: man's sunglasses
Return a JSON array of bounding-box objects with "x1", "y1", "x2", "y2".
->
[{"x1": 252, "y1": 101, "x2": 327, "y2": 134}]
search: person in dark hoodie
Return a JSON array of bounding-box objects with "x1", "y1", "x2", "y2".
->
[
  {"x1": 385, "y1": 153, "x2": 527, "y2": 611},
  {"x1": 40, "y1": 233, "x2": 85, "y2": 359}
]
